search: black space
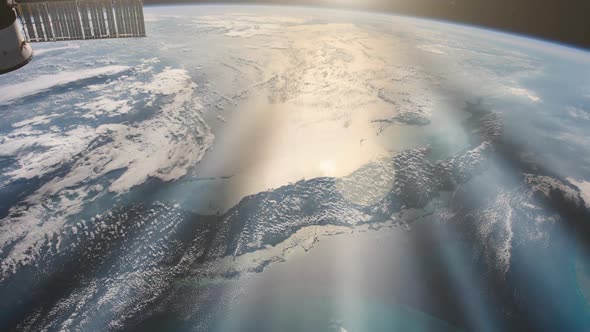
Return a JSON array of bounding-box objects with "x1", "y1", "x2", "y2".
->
[{"x1": 142, "y1": 0, "x2": 590, "y2": 50}]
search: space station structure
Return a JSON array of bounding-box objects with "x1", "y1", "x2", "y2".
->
[{"x1": 0, "y1": 0, "x2": 145, "y2": 74}]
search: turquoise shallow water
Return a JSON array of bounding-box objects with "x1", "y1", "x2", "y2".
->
[{"x1": 214, "y1": 294, "x2": 461, "y2": 332}]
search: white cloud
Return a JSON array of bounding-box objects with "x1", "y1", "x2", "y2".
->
[
  {"x1": 565, "y1": 106, "x2": 590, "y2": 121},
  {"x1": 194, "y1": 14, "x2": 307, "y2": 38},
  {"x1": 0, "y1": 66, "x2": 130, "y2": 105},
  {"x1": 506, "y1": 87, "x2": 541, "y2": 102},
  {"x1": 567, "y1": 178, "x2": 590, "y2": 208},
  {"x1": 417, "y1": 44, "x2": 446, "y2": 55},
  {"x1": 0, "y1": 66, "x2": 213, "y2": 279},
  {"x1": 0, "y1": 126, "x2": 97, "y2": 180},
  {"x1": 76, "y1": 97, "x2": 132, "y2": 118},
  {"x1": 33, "y1": 44, "x2": 80, "y2": 56},
  {"x1": 11, "y1": 114, "x2": 59, "y2": 127}
]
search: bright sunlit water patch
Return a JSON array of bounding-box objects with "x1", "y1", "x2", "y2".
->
[{"x1": 319, "y1": 159, "x2": 339, "y2": 177}]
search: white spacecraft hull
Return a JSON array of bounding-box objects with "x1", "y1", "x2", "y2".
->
[{"x1": 0, "y1": 9, "x2": 33, "y2": 74}]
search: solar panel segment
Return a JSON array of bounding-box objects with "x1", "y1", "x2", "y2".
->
[{"x1": 16, "y1": 0, "x2": 145, "y2": 42}]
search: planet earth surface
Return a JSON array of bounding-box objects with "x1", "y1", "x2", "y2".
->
[{"x1": 1, "y1": 4, "x2": 590, "y2": 332}]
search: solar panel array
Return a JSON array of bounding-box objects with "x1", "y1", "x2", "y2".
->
[{"x1": 16, "y1": 0, "x2": 145, "y2": 42}]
